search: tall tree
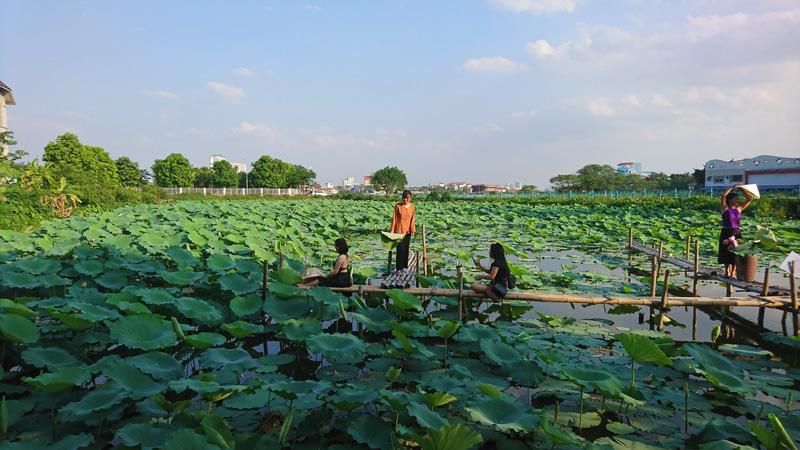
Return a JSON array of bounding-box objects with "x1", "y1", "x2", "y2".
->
[
  {"x1": 287, "y1": 164, "x2": 316, "y2": 188},
  {"x1": 152, "y1": 153, "x2": 195, "y2": 187},
  {"x1": 193, "y1": 167, "x2": 214, "y2": 188},
  {"x1": 371, "y1": 166, "x2": 407, "y2": 194},
  {"x1": 212, "y1": 160, "x2": 239, "y2": 188},
  {"x1": 250, "y1": 156, "x2": 292, "y2": 188},
  {"x1": 549, "y1": 174, "x2": 579, "y2": 192},
  {"x1": 116, "y1": 157, "x2": 145, "y2": 187},
  {"x1": 43, "y1": 133, "x2": 120, "y2": 186},
  {"x1": 692, "y1": 168, "x2": 706, "y2": 189}
]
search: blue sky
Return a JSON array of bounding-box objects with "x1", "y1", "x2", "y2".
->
[{"x1": 2, "y1": 0, "x2": 798, "y2": 187}]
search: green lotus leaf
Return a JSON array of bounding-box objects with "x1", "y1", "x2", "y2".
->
[
  {"x1": 308, "y1": 333, "x2": 367, "y2": 364},
  {"x1": 606, "y1": 421, "x2": 637, "y2": 435},
  {"x1": 268, "y1": 282, "x2": 303, "y2": 299},
  {"x1": 259, "y1": 353, "x2": 296, "y2": 366},
  {"x1": 418, "y1": 424, "x2": 483, "y2": 450},
  {"x1": 46, "y1": 309, "x2": 94, "y2": 331},
  {"x1": 350, "y1": 308, "x2": 397, "y2": 333},
  {"x1": 507, "y1": 360, "x2": 544, "y2": 387},
  {"x1": 168, "y1": 378, "x2": 225, "y2": 394},
  {"x1": 466, "y1": 397, "x2": 539, "y2": 432},
  {"x1": 437, "y1": 320, "x2": 460, "y2": 339},
  {"x1": 540, "y1": 417, "x2": 581, "y2": 446},
  {"x1": 127, "y1": 352, "x2": 183, "y2": 380},
  {"x1": 95, "y1": 272, "x2": 129, "y2": 290},
  {"x1": 0, "y1": 313, "x2": 40, "y2": 344},
  {"x1": 683, "y1": 344, "x2": 753, "y2": 396},
  {"x1": 615, "y1": 332, "x2": 672, "y2": 366},
  {"x1": 307, "y1": 286, "x2": 345, "y2": 306},
  {"x1": 109, "y1": 315, "x2": 177, "y2": 350},
  {"x1": 115, "y1": 422, "x2": 172, "y2": 449},
  {"x1": 207, "y1": 254, "x2": 236, "y2": 272},
  {"x1": 74, "y1": 260, "x2": 105, "y2": 277},
  {"x1": 453, "y1": 324, "x2": 497, "y2": 343},
  {"x1": 1, "y1": 271, "x2": 40, "y2": 289},
  {"x1": 175, "y1": 297, "x2": 223, "y2": 325},
  {"x1": 163, "y1": 429, "x2": 216, "y2": 450},
  {"x1": 386, "y1": 289, "x2": 423, "y2": 312},
  {"x1": 272, "y1": 268, "x2": 303, "y2": 285},
  {"x1": 185, "y1": 332, "x2": 226, "y2": 350},
  {"x1": 223, "y1": 389, "x2": 269, "y2": 410},
  {"x1": 22, "y1": 347, "x2": 81, "y2": 370},
  {"x1": 479, "y1": 339, "x2": 522, "y2": 368},
  {"x1": 218, "y1": 273, "x2": 259, "y2": 295},
  {"x1": 562, "y1": 367, "x2": 624, "y2": 397},
  {"x1": 221, "y1": 320, "x2": 264, "y2": 338},
  {"x1": 163, "y1": 270, "x2": 204, "y2": 286},
  {"x1": 24, "y1": 367, "x2": 91, "y2": 392},
  {"x1": 230, "y1": 294, "x2": 263, "y2": 317},
  {"x1": 264, "y1": 297, "x2": 313, "y2": 321},
  {"x1": 424, "y1": 392, "x2": 458, "y2": 408},
  {"x1": 97, "y1": 356, "x2": 162, "y2": 397},
  {"x1": 16, "y1": 257, "x2": 61, "y2": 274},
  {"x1": 347, "y1": 414, "x2": 394, "y2": 450},
  {"x1": 408, "y1": 401, "x2": 449, "y2": 430},
  {"x1": 133, "y1": 288, "x2": 176, "y2": 305},
  {"x1": 201, "y1": 414, "x2": 235, "y2": 449},
  {"x1": 201, "y1": 348, "x2": 256, "y2": 371},
  {"x1": 280, "y1": 318, "x2": 321, "y2": 341},
  {"x1": 60, "y1": 385, "x2": 129, "y2": 418},
  {"x1": 0, "y1": 298, "x2": 36, "y2": 318},
  {"x1": 165, "y1": 246, "x2": 199, "y2": 268}
]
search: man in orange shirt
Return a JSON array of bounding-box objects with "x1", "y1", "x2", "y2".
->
[{"x1": 390, "y1": 190, "x2": 416, "y2": 272}]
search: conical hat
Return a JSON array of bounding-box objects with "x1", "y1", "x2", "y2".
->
[{"x1": 739, "y1": 184, "x2": 760, "y2": 199}]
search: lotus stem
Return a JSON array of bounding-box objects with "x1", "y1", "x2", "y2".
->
[
  {"x1": 684, "y1": 382, "x2": 689, "y2": 433},
  {"x1": 786, "y1": 391, "x2": 794, "y2": 413},
  {"x1": 756, "y1": 403, "x2": 764, "y2": 423},
  {"x1": 768, "y1": 414, "x2": 798, "y2": 450},
  {"x1": 554, "y1": 400, "x2": 559, "y2": 423},
  {"x1": 579, "y1": 386, "x2": 584, "y2": 431}
]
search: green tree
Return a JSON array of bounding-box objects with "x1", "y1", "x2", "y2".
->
[
  {"x1": 575, "y1": 164, "x2": 621, "y2": 191},
  {"x1": 520, "y1": 185, "x2": 537, "y2": 192},
  {"x1": 646, "y1": 172, "x2": 671, "y2": 190},
  {"x1": 250, "y1": 156, "x2": 292, "y2": 188},
  {"x1": 371, "y1": 166, "x2": 407, "y2": 194},
  {"x1": 692, "y1": 168, "x2": 705, "y2": 190},
  {"x1": 194, "y1": 167, "x2": 214, "y2": 188},
  {"x1": 152, "y1": 153, "x2": 195, "y2": 187},
  {"x1": 0, "y1": 131, "x2": 28, "y2": 164},
  {"x1": 43, "y1": 133, "x2": 120, "y2": 186},
  {"x1": 667, "y1": 173, "x2": 694, "y2": 190},
  {"x1": 116, "y1": 157, "x2": 145, "y2": 187},
  {"x1": 287, "y1": 164, "x2": 316, "y2": 188},
  {"x1": 549, "y1": 174, "x2": 579, "y2": 192},
  {"x1": 212, "y1": 160, "x2": 239, "y2": 188}
]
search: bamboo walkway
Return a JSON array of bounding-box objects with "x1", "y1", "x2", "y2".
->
[{"x1": 381, "y1": 252, "x2": 419, "y2": 288}]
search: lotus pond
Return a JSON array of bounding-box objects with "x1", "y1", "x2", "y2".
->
[{"x1": 0, "y1": 199, "x2": 799, "y2": 449}]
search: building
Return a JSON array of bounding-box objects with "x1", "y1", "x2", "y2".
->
[
  {"x1": 363, "y1": 175, "x2": 372, "y2": 186},
  {"x1": 471, "y1": 184, "x2": 505, "y2": 194},
  {"x1": 210, "y1": 154, "x2": 226, "y2": 165},
  {"x1": 230, "y1": 162, "x2": 247, "y2": 174},
  {"x1": 0, "y1": 81, "x2": 16, "y2": 157},
  {"x1": 616, "y1": 162, "x2": 642, "y2": 175},
  {"x1": 209, "y1": 155, "x2": 247, "y2": 173},
  {"x1": 342, "y1": 177, "x2": 356, "y2": 188},
  {"x1": 704, "y1": 155, "x2": 800, "y2": 191}
]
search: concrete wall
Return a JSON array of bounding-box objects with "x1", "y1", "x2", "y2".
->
[{"x1": 0, "y1": 95, "x2": 7, "y2": 157}]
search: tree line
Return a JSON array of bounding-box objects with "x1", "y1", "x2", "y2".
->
[
  {"x1": 549, "y1": 164, "x2": 704, "y2": 193},
  {"x1": 153, "y1": 154, "x2": 316, "y2": 189}
]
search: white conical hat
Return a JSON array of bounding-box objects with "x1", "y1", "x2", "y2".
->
[{"x1": 739, "y1": 184, "x2": 760, "y2": 199}]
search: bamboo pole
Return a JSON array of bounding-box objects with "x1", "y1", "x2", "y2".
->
[
  {"x1": 758, "y1": 267, "x2": 770, "y2": 328},
  {"x1": 457, "y1": 266, "x2": 464, "y2": 322},
  {"x1": 422, "y1": 224, "x2": 428, "y2": 276},
  {"x1": 692, "y1": 240, "x2": 700, "y2": 297},
  {"x1": 658, "y1": 270, "x2": 671, "y2": 331},
  {"x1": 650, "y1": 256, "x2": 658, "y2": 297},
  {"x1": 791, "y1": 262, "x2": 798, "y2": 337},
  {"x1": 628, "y1": 228, "x2": 633, "y2": 249},
  {"x1": 685, "y1": 235, "x2": 691, "y2": 277},
  {"x1": 324, "y1": 285, "x2": 792, "y2": 308},
  {"x1": 261, "y1": 260, "x2": 269, "y2": 302},
  {"x1": 415, "y1": 251, "x2": 421, "y2": 287},
  {"x1": 387, "y1": 249, "x2": 393, "y2": 274},
  {"x1": 692, "y1": 306, "x2": 697, "y2": 341}
]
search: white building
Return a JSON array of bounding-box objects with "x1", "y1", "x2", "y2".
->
[
  {"x1": 343, "y1": 177, "x2": 356, "y2": 188},
  {"x1": 0, "y1": 81, "x2": 16, "y2": 157},
  {"x1": 210, "y1": 154, "x2": 226, "y2": 165},
  {"x1": 209, "y1": 155, "x2": 247, "y2": 173},
  {"x1": 230, "y1": 162, "x2": 247, "y2": 174},
  {"x1": 704, "y1": 155, "x2": 800, "y2": 191}
]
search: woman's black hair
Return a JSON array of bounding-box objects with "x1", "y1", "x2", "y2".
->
[
  {"x1": 489, "y1": 242, "x2": 510, "y2": 276},
  {"x1": 725, "y1": 192, "x2": 739, "y2": 206},
  {"x1": 334, "y1": 238, "x2": 349, "y2": 255},
  {"x1": 401, "y1": 190, "x2": 412, "y2": 199}
]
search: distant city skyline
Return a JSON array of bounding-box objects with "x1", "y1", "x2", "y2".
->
[{"x1": 2, "y1": 0, "x2": 798, "y2": 187}]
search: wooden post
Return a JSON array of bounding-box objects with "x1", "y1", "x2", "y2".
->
[
  {"x1": 261, "y1": 260, "x2": 269, "y2": 302},
  {"x1": 387, "y1": 249, "x2": 393, "y2": 274},
  {"x1": 692, "y1": 306, "x2": 697, "y2": 341},
  {"x1": 692, "y1": 240, "x2": 700, "y2": 297},
  {"x1": 791, "y1": 262, "x2": 798, "y2": 337},
  {"x1": 415, "y1": 251, "x2": 421, "y2": 287},
  {"x1": 457, "y1": 266, "x2": 464, "y2": 323},
  {"x1": 422, "y1": 224, "x2": 428, "y2": 276},
  {"x1": 650, "y1": 255, "x2": 657, "y2": 330},
  {"x1": 685, "y1": 235, "x2": 691, "y2": 261},
  {"x1": 628, "y1": 228, "x2": 633, "y2": 249},
  {"x1": 725, "y1": 283, "x2": 732, "y2": 297},
  {"x1": 658, "y1": 270, "x2": 671, "y2": 331},
  {"x1": 758, "y1": 267, "x2": 770, "y2": 328}
]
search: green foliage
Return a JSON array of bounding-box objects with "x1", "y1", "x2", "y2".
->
[
  {"x1": 287, "y1": 164, "x2": 316, "y2": 187},
  {"x1": 152, "y1": 153, "x2": 195, "y2": 187},
  {"x1": 212, "y1": 160, "x2": 239, "y2": 188},
  {"x1": 193, "y1": 167, "x2": 214, "y2": 188},
  {"x1": 549, "y1": 163, "x2": 699, "y2": 193},
  {"x1": 115, "y1": 157, "x2": 146, "y2": 187},
  {"x1": 371, "y1": 166, "x2": 407, "y2": 194},
  {"x1": 43, "y1": 133, "x2": 120, "y2": 186},
  {"x1": 250, "y1": 155, "x2": 291, "y2": 188}
]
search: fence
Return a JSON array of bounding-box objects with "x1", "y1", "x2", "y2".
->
[
  {"x1": 161, "y1": 187, "x2": 306, "y2": 197},
  {"x1": 451, "y1": 187, "x2": 800, "y2": 199}
]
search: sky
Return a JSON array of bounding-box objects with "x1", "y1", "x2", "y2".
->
[{"x1": 1, "y1": 0, "x2": 798, "y2": 188}]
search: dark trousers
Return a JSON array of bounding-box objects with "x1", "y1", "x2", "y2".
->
[{"x1": 396, "y1": 234, "x2": 411, "y2": 270}]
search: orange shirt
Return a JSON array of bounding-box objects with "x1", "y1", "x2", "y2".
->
[{"x1": 391, "y1": 203, "x2": 416, "y2": 234}]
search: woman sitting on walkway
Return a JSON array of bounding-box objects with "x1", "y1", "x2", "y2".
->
[
  {"x1": 471, "y1": 243, "x2": 512, "y2": 302},
  {"x1": 299, "y1": 238, "x2": 352, "y2": 288}
]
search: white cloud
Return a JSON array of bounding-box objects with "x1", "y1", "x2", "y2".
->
[
  {"x1": 527, "y1": 40, "x2": 556, "y2": 59},
  {"x1": 686, "y1": 12, "x2": 749, "y2": 40},
  {"x1": 489, "y1": 0, "x2": 575, "y2": 15},
  {"x1": 144, "y1": 89, "x2": 178, "y2": 100},
  {"x1": 472, "y1": 123, "x2": 504, "y2": 134},
  {"x1": 303, "y1": 4, "x2": 322, "y2": 12},
  {"x1": 207, "y1": 82, "x2": 244, "y2": 102},
  {"x1": 463, "y1": 57, "x2": 527, "y2": 74},
  {"x1": 588, "y1": 99, "x2": 617, "y2": 117},
  {"x1": 512, "y1": 109, "x2": 537, "y2": 119},
  {"x1": 232, "y1": 67, "x2": 256, "y2": 78},
  {"x1": 233, "y1": 122, "x2": 276, "y2": 141}
]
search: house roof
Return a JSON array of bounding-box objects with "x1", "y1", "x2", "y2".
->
[{"x1": 0, "y1": 81, "x2": 15, "y2": 105}]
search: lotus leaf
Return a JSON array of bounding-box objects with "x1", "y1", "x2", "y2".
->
[
  {"x1": 466, "y1": 397, "x2": 539, "y2": 432},
  {"x1": 165, "y1": 246, "x2": 198, "y2": 268},
  {"x1": 272, "y1": 268, "x2": 303, "y2": 285},
  {"x1": 133, "y1": 288, "x2": 176, "y2": 305},
  {"x1": 562, "y1": 367, "x2": 624, "y2": 397},
  {"x1": 437, "y1": 320, "x2": 460, "y2": 339},
  {"x1": 350, "y1": 308, "x2": 397, "y2": 332},
  {"x1": 218, "y1": 273, "x2": 259, "y2": 295},
  {"x1": 540, "y1": 417, "x2": 581, "y2": 446},
  {"x1": 201, "y1": 414, "x2": 235, "y2": 449},
  {"x1": 280, "y1": 317, "x2": 321, "y2": 341},
  {"x1": 185, "y1": 332, "x2": 227, "y2": 349},
  {"x1": 163, "y1": 271, "x2": 204, "y2": 286},
  {"x1": 95, "y1": 272, "x2": 129, "y2": 290},
  {"x1": 683, "y1": 344, "x2": 753, "y2": 396},
  {"x1": 615, "y1": 332, "x2": 672, "y2": 366},
  {"x1": 307, "y1": 286, "x2": 347, "y2": 307},
  {"x1": 109, "y1": 315, "x2": 177, "y2": 350},
  {"x1": 201, "y1": 348, "x2": 256, "y2": 371},
  {"x1": 127, "y1": 352, "x2": 183, "y2": 380},
  {"x1": 97, "y1": 356, "x2": 162, "y2": 397},
  {"x1": 308, "y1": 333, "x2": 366, "y2": 364},
  {"x1": 386, "y1": 289, "x2": 423, "y2": 312},
  {"x1": 221, "y1": 321, "x2": 264, "y2": 338},
  {"x1": 269, "y1": 282, "x2": 303, "y2": 298},
  {"x1": 22, "y1": 347, "x2": 81, "y2": 370},
  {"x1": 116, "y1": 422, "x2": 172, "y2": 449},
  {"x1": 74, "y1": 260, "x2": 105, "y2": 277},
  {"x1": 424, "y1": 391, "x2": 458, "y2": 408},
  {"x1": 15, "y1": 257, "x2": 60, "y2": 274},
  {"x1": 230, "y1": 294, "x2": 263, "y2": 317},
  {"x1": 479, "y1": 339, "x2": 522, "y2": 368},
  {"x1": 207, "y1": 254, "x2": 236, "y2": 272},
  {"x1": 163, "y1": 429, "x2": 217, "y2": 450},
  {"x1": 175, "y1": 297, "x2": 223, "y2": 324},
  {"x1": 24, "y1": 367, "x2": 91, "y2": 392},
  {"x1": 347, "y1": 414, "x2": 394, "y2": 450},
  {"x1": 263, "y1": 297, "x2": 313, "y2": 321},
  {"x1": 417, "y1": 424, "x2": 483, "y2": 450},
  {"x1": 223, "y1": 389, "x2": 269, "y2": 409},
  {"x1": 0, "y1": 313, "x2": 39, "y2": 344},
  {"x1": 0, "y1": 271, "x2": 39, "y2": 289},
  {"x1": 408, "y1": 401, "x2": 449, "y2": 430},
  {"x1": 60, "y1": 385, "x2": 129, "y2": 418}
]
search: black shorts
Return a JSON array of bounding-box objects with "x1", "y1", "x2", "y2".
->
[
  {"x1": 319, "y1": 272, "x2": 352, "y2": 288},
  {"x1": 717, "y1": 227, "x2": 741, "y2": 265}
]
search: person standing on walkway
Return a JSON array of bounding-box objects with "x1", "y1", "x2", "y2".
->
[
  {"x1": 390, "y1": 190, "x2": 416, "y2": 272},
  {"x1": 718, "y1": 184, "x2": 754, "y2": 278}
]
